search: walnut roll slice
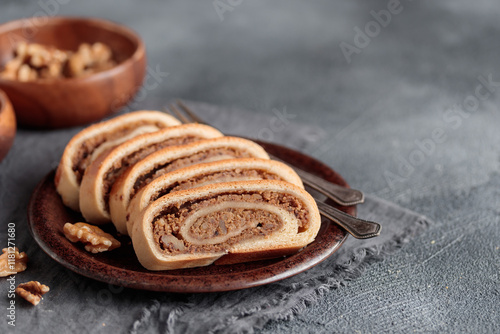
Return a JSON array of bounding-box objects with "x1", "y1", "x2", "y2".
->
[
  {"x1": 126, "y1": 158, "x2": 303, "y2": 237},
  {"x1": 79, "y1": 124, "x2": 223, "y2": 224},
  {"x1": 109, "y1": 137, "x2": 270, "y2": 234},
  {"x1": 55, "y1": 111, "x2": 181, "y2": 211},
  {"x1": 132, "y1": 180, "x2": 321, "y2": 270}
]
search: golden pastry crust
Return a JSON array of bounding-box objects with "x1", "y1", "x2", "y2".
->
[
  {"x1": 79, "y1": 123, "x2": 223, "y2": 224},
  {"x1": 126, "y1": 158, "x2": 303, "y2": 237},
  {"x1": 132, "y1": 180, "x2": 321, "y2": 271},
  {"x1": 55, "y1": 111, "x2": 180, "y2": 211},
  {"x1": 109, "y1": 136, "x2": 270, "y2": 234}
]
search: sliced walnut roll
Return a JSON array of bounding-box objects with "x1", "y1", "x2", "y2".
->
[
  {"x1": 132, "y1": 180, "x2": 321, "y2": 270},
  {"x1": 109, "y1": 137, "x2": 270, "y2": 233},
  {"x1": 55, "y1": 111, "x2": 181, "y2": 211},
  {"x1": 125, "y1": 158, "x2": 303, "y2": 236},
  {"x1": 79, "y1": 124, "x2": 223, "y2": 224}
]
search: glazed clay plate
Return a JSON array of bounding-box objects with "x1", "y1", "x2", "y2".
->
[{"x1": 27, "y1": 141, "x2": 355, "y2": 293}]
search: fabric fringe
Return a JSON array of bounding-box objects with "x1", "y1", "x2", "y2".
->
[
  {"x1": 130, "y1": 214, "x2": 431, "y2": 334},
  {"x1": 130, "y1": 300, "x2": 161, "y2": 334}
]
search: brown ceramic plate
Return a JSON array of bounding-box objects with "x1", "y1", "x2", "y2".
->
[{"x1": 27, "y1": 141, "x2": 354, "y2": 293}]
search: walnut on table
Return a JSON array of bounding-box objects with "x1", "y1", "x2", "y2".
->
[
  {"x1": 0, "y1": 247, "x2": 28, "y2": 277},
  {"x1": 63, "y1": 222, "x2": 121, "y2": 253},
  {"x1": 16, "y1": 281, "x2": 49, "y2": 306}
]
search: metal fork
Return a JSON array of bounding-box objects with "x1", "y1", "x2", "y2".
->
[
  {"x1": 165, "y1": 101, "x2": 381, "y2": 239},
  {"x1": 174, "y1": 101, "x2": 364, "y2": 206}
]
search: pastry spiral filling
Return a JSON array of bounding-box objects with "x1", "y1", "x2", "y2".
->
[
  {"x1": 152, "y1": 191, "x2": 309, "y2": 254},
  {"x1": 131, "y1": 148, "x2": 255, "y2": 199},
  {"x1": 150, "y1": 169, "x2": 282, "y2": 202},
  {"x1": 101, "y1": 136, "x2": 200, "y2": 211},
  {"x1": 73, "y1": 121, "x2": 168, "y2": 183}
]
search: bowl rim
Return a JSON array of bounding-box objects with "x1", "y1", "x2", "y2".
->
[
  {"x1": 0, "y1": 89, "x2": 9, "y2": 111},
  {"x1": 0, "y1": 16, "x2": 145, "y2": 85},
  {"x1": 0, "y1": 88, "x2": 16, "y2": 126}
]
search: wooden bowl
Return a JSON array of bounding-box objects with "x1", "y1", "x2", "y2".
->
[
  {"x1": 0, "y1": 89, "x2": 16, "y2": 161},
  {"x1": 0, "y1": 17, "x2": 146, "y2": 128}
]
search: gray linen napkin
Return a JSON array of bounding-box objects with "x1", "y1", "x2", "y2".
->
[
  {"x1": 0, "y1": 101, "x2": 431, "y2": 334},
  {"x1": 129, "y1": 195, "x2": 429, "y2": 334}
]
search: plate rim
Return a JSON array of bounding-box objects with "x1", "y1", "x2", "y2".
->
[{"x1": 27, "y1": 141, "x2": 354, "y2": 293}]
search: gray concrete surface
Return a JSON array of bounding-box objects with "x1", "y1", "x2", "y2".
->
[{"x1": 0, "y1": 0, "x2": 499, "y2": 333}]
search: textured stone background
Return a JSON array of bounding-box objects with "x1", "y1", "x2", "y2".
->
[{"x1": 1, "y1": 0, "x2": 499, "y2": 333}]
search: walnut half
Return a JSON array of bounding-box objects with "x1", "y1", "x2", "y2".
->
[
  {"x1": 16, "y1": 281, "x2": 49, "y2": 306},
  {"x1": 0, "y1": 247, "x2": 28, "y2": 277},
  {"x1": 0, "y1": 41, "x2": 116, "y2": 81},
  {"x1": 63, "y1": 222, "x2": 121, "y2": 253}
]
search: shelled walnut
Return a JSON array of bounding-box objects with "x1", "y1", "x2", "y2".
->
[
  {"x1": 0, "y1": 247, "x2": 28, "y2": 277},
  {"x1": 16, "y1": 281, "x2": 49, "y2": 306},
  {"x1": 0, "y1": 41, "x2": 116, "y2": 81},
  {"x1": 63, "y1": 222, "x2": 121, "y2": 253}
]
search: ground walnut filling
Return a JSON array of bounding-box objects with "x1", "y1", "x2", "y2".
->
[
  {"x1": 188, "y1": 208, "x2": 282, "y2": 240},
  {"x1": 72, "y1": 121, "x2": 169, "y2": 183},
  {"x1": 101, "y1": 136, "x2": 200, "y2": 212},
  {"x1": 131, "y1": 148, "x2": 254, "y2": 198},
  {"x1": 151, "y1": 169, "x2": 283, "y2": 202},
  {"x1": 152, "y1": 191, "x2": 310, "y2": 254}
]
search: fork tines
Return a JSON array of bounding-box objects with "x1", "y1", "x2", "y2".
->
[{"x1": 164, "y1": 101, "x2": 207, "y2": 125}]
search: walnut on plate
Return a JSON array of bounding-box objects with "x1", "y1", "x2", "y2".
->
[
  {"x1": 63, "y1": 222, "x2": 121, "y2": 253},
  {"x1": 16, "y1": 281, "x2": 49, "y2": 306},
  {"x1": 0, "y1": 247, "x2": 28, "y2": 277}
]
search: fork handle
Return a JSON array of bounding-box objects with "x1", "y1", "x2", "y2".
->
[
  {"x1": 174, "y1": 101, "x2": 365, "y2": 207},
  {"x1": 316, "y1": 201, "x2": 381, "y2": 239},
  {"x1": 271, "y1": 154, "x2": 364, "y2": 206},
  {"x1": 297, "y1": 168, "x2": 365, "y2": 206}
]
